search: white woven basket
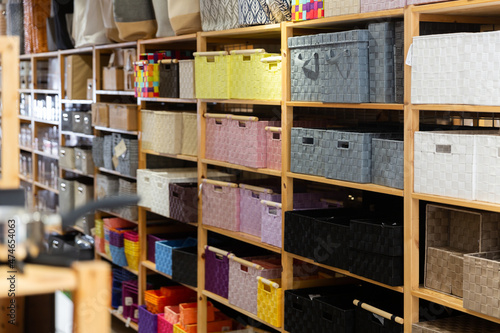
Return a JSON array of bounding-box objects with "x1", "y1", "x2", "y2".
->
[
  {"x1": 179, "y1": 60, "x2": 195, "y2": 99},
  {"x1": 181, "y1": 112, "x2": 198, "y2": 156},
  {"x1": 475, "y1": 134, "x2": 500, "y2": 204}
]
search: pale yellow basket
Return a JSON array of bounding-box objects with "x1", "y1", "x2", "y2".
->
[
  {"x1": 259, "y1": 56, "x2": 282, "y2": 100},
  {"x1": 181, "y1": 112, "x2": 198, "y2": 156},
  {"x1": 141, "y1": 110, "x2": 156, "y2": 151},
  {"x1": 141, "y1": 110, "x2": 183, "y2": 154},
  {"x1": 257, "y1": 277, "x2": 282, "y2": 328},
  {"x1": 195, "y1": 51, "x2": 229, "y2": 99}
]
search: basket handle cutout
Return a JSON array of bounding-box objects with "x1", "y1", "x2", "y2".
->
[
  {"x1": 156, "y1": 181, "x2": 163, "y2": 189},
  {"x1": 243, "y1": 55, "x2": 251, "y2": 61},
  {"x1": 272, "y1": 132, "x2": 281, "y2": 140},
  {"x1": 215, "y1": 253, "x2": 224, "y2": 260},
  {"x1": 61, "y1": 183, "x2": 66, "y2": 191},
  {"x1": 84, "y1": 117, "x2": 90, "y2": 125},
  {"x1": 240, "y1": 265, "x2": 249, "y2": 273},
  {"x1": 238, "y1": 121, "x2": 247, "y2": 128},
  {"x1": 215, "y1": 119, "x2": 223, "y2": 125},
  {"x1": 436, "y1": 144, "x2": 451, "y2": 154},
  {"x1": 74, "y1": 114, "x2": 81, "y2": 122},
  {"x1": 297, "y1": 53, "x2": 319, "y2": 80},
  {"x1": 325, "y1": 49, "x2": 350, "y2": 64},
  {"x1": 302, "y1": 137, "x2": 314, "y2": 145},
  {"x1": 337, "y1": 141, "x2": 350, "y2": 149},
  {"x1": 268, "y1": 207, "x2": 278, "y2": 216},
  {"x1": 172, "y1": 191, "x2": 179, "y2": 198},
  {"x1": 78, "y1": 186, "x2": 84, "y2": 194},
  {"x1": 269, "y1": 63, "x2": 278, "y2": 71},
  {"x1": 206, "y1": 56, "x2": 215, "y2": 63},
  {"x1": 322, "y1": 310, "x2": 333, "y2": 321},
  {"x1": 214, "y1": 185, "x2": 223, "y2": 193},
  {"x1": 251, "y1": 192, "x2": 261, "y2": 199},
  {"x1": 63, "y1": 113, "x2": 68, "y2": 120},
  {"x1": 60, "y1": 150, "x2": 66, "y2": 156},
  {"x1": 144, "y1": 176, "x2": 150, "y2": 183}
]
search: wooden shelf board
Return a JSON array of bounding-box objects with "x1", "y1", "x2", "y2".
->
[
  {"x1": 0, "y1": 264, "x2": 77, "y2": 297},
  {"x1": 18, "y1": 89, "x2": 31, "y2": 94},
  {"x1": 34, "y1": 150, "x2": 59, "y2": 160},
  {"x1": 201, "y1": 99, "x2": 281, "y2": 106},
  {"x1": 412, "y1": 192, "x2": 500, "y2": 213},
  {"x1": 412, "y1": 287, "x2": 500, "y2": 325},
  {"x1": 287, "y1": 9, "x2": 404, "y2": 28},
  {"x1": 61, "y1": 167, "x2": 94, "y2": 178},
  {"x1": 98, "y1": 209, "x2": 138, "y2": 224},
  {"x1": 202, "y1": 290, "x2": 283, "y2": 331},
  {"x1": 31, "y1": 51, "x2": 59, "y2": 59},
  {"x1": 19, "y1": 145, "x2": 33, "y2": 152},
  {"x1": 95, "y1": 90, "x2": 136, "y2": 96},
  {"x1": 142, "y1": 260, "x2": 198, "y2": 292},
  {"x1": 61, "y1": 99, "x2": 93, "y2": 104},
  {"x1": 139, "y1": 97, "x2": 197, "y2": 104},
  {"x1": 201, "y1": 159, "x2": 282, "y2": 177},
  {"x1": 142, "y1": 149, "x2": 198, "y2": 162},
  {"x1": 288, "y1": 172, "x2": 404, "y2": 197},
  {"x1": 59, "y1": 47, "x2": 93, "y2": 55},
  {"x1": 32, "y1": 89, "x2": 59, "y2": 94},
  {"x1": 19, "y1": 54, "x2": 32, "y2": 60},
  {"x1": 99, "y1": 167, "x2": 137, "y2": 180},
  {"x1": 60, "y1": 131, "x2": 95, "y2": 139},
  {"x1": 138, "y1": 33, "x2": 198, "y2": 45},
  {"x1": 110, "y1": 309, "x2": 139, "y2": 331},
  {"x1": 95, "y1": 41, "x2": 137, "y2": 50},
  {"x1": 97, "y1": 251, "x2": 139, "y2": 275},
  {"x1": 287, "y1": 101, "x2": 404, "y2": 110},
  {"x1": 34, "y1": 118, "x2": 59, "y2": 125},
  {"x1": 412, "y1": 0, "x2": 500, "y2": 16},
  {"x1": 18, "y1": 115, "x2": 32, "y2": 121},
  {"x1": 202, "y1": 225, "x2": 282, "y2": 254},
  {"x1": 201, "y1": 24, "x2": 281, "y2": 39},
  {"x1": 413, "y1": 104, "x2": 500, "y2": 112},
  {"x1": 94, "y1": 126, "x2": 138, "y2": 136},
  {"x1": 18, "y1": 174, "x2": 33, "y2": 183},
  {"x1": 34, "y1": 181, "x2": 59, "y2": 194},
  {"x1": 288, "y1": 253, "x2": 404, "y2": 293}
]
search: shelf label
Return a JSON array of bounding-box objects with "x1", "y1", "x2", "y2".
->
[
  {"x1": 125, "y1": 297, "x2": 133, "y2": 306},
  {"x1": 134, "y1": 309, "x2": 139, "y2": 319},
  {"x1": 117, "y1": 306, "x2": 123, "y2": 315},
  {"x1": 112, "y1": 156, "x2": 119, "y2": 169},
  {"x1": 114, "y1": 139, "x2": 127, "y2": 157}
]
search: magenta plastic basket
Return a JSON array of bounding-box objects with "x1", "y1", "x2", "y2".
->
[
  {"x1": 124, "y1": 230, "x2": 139, "y2": 242},
  {"x1": 239, "y1": 184, "x2": 280, "y2": 238},
  {"x1": 202, "y1": 181, "x2": 240, "y2": 232},
  {"x1": 205, "y1": 117, "x2": 229, "y2": 162},
  {"x1": 157, "y1": 314, "x2": 174, "y2": 333},
  {"x1": 138, "y1": 305, "x2": 158, "y2": 333},
  {"x1": 169, "y1": 183, "x2": 198, "y2": 224},
  {"x1": 122, "y1": 280, "x2": 138, "y2": 321},
  {"x1": 205, "y1": 247, "x2": 231, "y2": 299},
  {"x1": 147, "y1": 234, "x2": 168, "y2": 263}
]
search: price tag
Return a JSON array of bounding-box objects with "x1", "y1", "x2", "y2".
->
[
  {"x1": 125, "y1": 297, "x2": 133, "y2": 306},
  {"x1": 117, "y1": 306, "x2": 123, "y2": 315},
  {"x1": 114, "y1": 139, "x2": 127, "y2": 157},
  {"x1": 112, "y1": 156, "x2": 119, "y2": 169},
  {"x1": 134, "y1": 309, "x2": 139, "y2": 319}
]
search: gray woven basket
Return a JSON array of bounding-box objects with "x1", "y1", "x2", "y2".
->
[
  {"x1": 394, "y1": 21, "x2": 404, "y2": 104},
  {"x1": 103, "y1": 135, "x2": 114, "y2": 170},
  {"x1": 368, "y1": 22, "x2": 395, "y2": 103},
  {"x1": 116, "y1": 139, "x2": 139, "y2": 177},
  {"x1": 371, "y1": 137, "x2": 404, "y2": 189},
  {"x1": 92, "y1": 137, "x2": 104, "y2": 168},
  {"x1": 290, "y1": 127, "x2": 327, "y2": 177}
]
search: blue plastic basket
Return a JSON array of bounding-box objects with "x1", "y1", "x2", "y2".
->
[
  {"x1": 155, "y1": 237, "x2": 197, "y2": 276},
  {"x1": 110, "y1": 245, "x2": 128, "y2": 267},
  {"x1": 138, "y1": 305, "x2": 158, "y2": 333},
  {"x1": 112, "y1": 286, "x2": 122, "y2": 309}
]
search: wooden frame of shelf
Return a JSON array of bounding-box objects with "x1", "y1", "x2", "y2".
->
[
  {"x1": 202, "y1": 158, "x2": 281, "y2": 177},
  {"x1": 94, "y1": 126, "x2": 138, "y2": 136},
  {"x1": 142, "y1": 149, "x2": 198, "y2": 162},
  {"x1": 110, "y1": 309, "x2": 139, "y2": 331}
]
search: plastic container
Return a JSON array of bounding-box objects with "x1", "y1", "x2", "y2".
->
[{"x1": 155, "y1": 238, "x2": 197, "y2": 276}]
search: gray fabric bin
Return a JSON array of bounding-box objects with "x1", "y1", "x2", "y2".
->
[
  {"x1": 323, "y1": 130, "x2": 389, "y2": 183},
  {"x1": 92, "y1": 137, "x2": 105, "y2": 168},
  {"x1": 116, "y1": 139, "x2": 139, "y2": 177},
  {"x1": 322, "y1": 30, "x2": 370, "y2": 103},
  {"x1": 103, "y1": 135, "x2": 114, "y2": 170},
  {"x1": 290, "y1": 127, "x2": 327, "y2": 177},
  {"x1": 372, "y1": 137, "x2": 404, "y2": 189},
  {"x1": 394, "y1": 21, "x2": 404, "y2": 104},
  {"x1": 368, "y1": 22, "x2": 395, "y2": 103},
  {"x1": 58, "y1": 178, "x2": 75, "y2": 214}
]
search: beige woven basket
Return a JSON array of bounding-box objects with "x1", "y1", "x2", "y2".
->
[
  {"x1": 413, "y1": 315, "x2": 500, "y2": 333},
  {"x1": 325, "y1": 0, "x2": 360, "y2": 17},
  {"x1": 181, "y1": 112, "x2": 197, "y2": 156}
]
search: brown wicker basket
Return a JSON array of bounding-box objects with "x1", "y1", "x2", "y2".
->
[{"x1": 23, "y1": 0, "x2": 50, "y2": 54}]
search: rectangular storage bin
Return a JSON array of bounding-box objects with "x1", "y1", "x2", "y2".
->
[
  {"x1": 239, "y1": 184, "x2": 279, "y2": 238},
  {"x1": 59, "y1": 147, "x2": 75, "y2": 169},
  {"x1": 350, "y1": 218, "x2": 403, "y2": 256},
  {"x1": 92, "y1": 103, "x2": 109, "y2": 127},
  {"x1": 74, "y1": 148, "x2": 94, "y2": 174},
  {"x1": 368, "y1": 22, "x2": 396, "y2": 103},
  {"x1": 74, "y1": 180, "x2": 93, "y2": 208},
  {"x1": 165, "y1": 305, "x2": 180, "y2": 325},
  {"x1": 350, "y1": 251, "x2": 403, "y2": 285},
  {"x1": 205, "y1": 116, "x2": 229, "y2": 162},
  {"x1": 147, "y1": 234, "x2": 167, "y2": 263},
  {"x1": 62, "y1": 111, "x2": 72, "y2": 131},
  {"x1": 372, "y1": 137, "x2": 404, "y2": 189},
  {"x1": 82, "y1": 113, "x2": 92, "y2": 135},
  {"x1": 169, "y1": 183, "x2": 198, "y2": 224},
  {"x1": 116, "y1": 178, "x2": 138, "y2": 221},
  {"x1": 361, "y1": 0, "x2": 405, "y2": 12},
  {"x1": 172, "y1": 246, "x2": 198, "y2": 287},
  {"x1": 321, "y1": 30, "x2": 370, "y2": 103},
  {"x1": 205, "y1": 247, "x2": 231, "y2": 299},
  {"x1": 159, "y1": 60, "x2": 179, "y2": 98},
  {"x1": 475, "y1": 134, "x2": 500, "y2": 204},
  {"x1": 116, "y1": 139, "x2": 139, "y2": 177},
  {"x1": 266, "y1": 127, "x2": 282, "y2": 171},
  {"x1": 202, "y1": 179, "x2": 241, "y2": 232},
  {"x1": 141, "y1": 110, "x2": 183, "y2": 155},
  {"x1": 157, "y1": 312, "x2": 173, "y2": 333},
  {"x1": 229, "y1": 256, "x2": 281, "y2": 315},
  {"x1": 324, "y1": 130, "x2": 388, "y2": 183},
  {"x1": 425, "y1": 204, "x2": 500, "y2": 297},
  {"x1": 138, "y1": 305, "x2": 157, "y2": 333},
  {"x1": 394, "y1": 21, "x2": 404, "y2": 104},
  {"x1": 260, "y1": 201, "x2": 284, "y2": 248},
  {"x1": 238, "y1": 0, "x2": 274, "y2": 26},
  {"x1": 260, "y1": 56, "x2": 282, "y2": 100},
  {"x1": 179, "y1": 60, "x2": 195, "y2": 99},
  {"x1": 179, "y1": 302, "x2": 215, "y2": 326},
  {"x1": 291, "y1": 0, "x2": 324, "y2": 21},
  {"x1": 72, "y1": 111, "x2": 88, "y2": 133},
  {"x1": 92, "y1": 137, "x2": 105, "y2": 169},
  {"x1": 201, "y1": 0, "x2": 238, "y2": 31},
  {"x1": 109, "y1": 104, "x2": 138, "y2": 131},
  {"x1": 96, "y1": 173, "x2": 119, "y2": 199},
  {"x1": 412, "y1": 315, "x2": 500, "y2": 333},
  {"x1": 325, "y1": 0, "x2": 360, "y2": 17},
  {"x1": 181, "y1": 112, "x2": 197, "y2": 156},
  {"x1": 315, "y1": 295, "x2": 356, "y2": 333},
  {"x1": 194, "y1": 51, "x2": 229, "y2": 99},
  {"x1": 411, "y1": 31, "x2": 500, "y2": 105},
  {"x1": 290, "y1": 127, "x2": 327, "y2": 176},
  {"x1": 257, "y1": 278, "x2": 282, "y2": 328},
  {"x1": 155, "y1": 238, "x2": 197, "y2": 276},
  {"x1": 58, "y1": 178, "x2": 75, "y2": 214}
]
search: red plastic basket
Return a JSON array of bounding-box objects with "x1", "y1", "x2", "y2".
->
[{"x1": 179, "y1": 302, "x2": 215, "y2": 327}]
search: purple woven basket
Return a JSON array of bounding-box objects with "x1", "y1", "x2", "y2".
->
[
  {"x1": 239, "y1": 185, "x2": 280, "y2": 238},
  {"x1": 122, "y1": 281, "x2": 138, "y2": 320},
  {"x1": 205, "y1": 247, "x2": 230, "y2": 298},
  {"x1": 138, "y1": 305, "x2": 158, "y2": 333},
  {"x1": 169, "y1": 183, "x2": 198, "y2": 224},
  {"x1": 109, "y1": 230, "x2": 125, "y2": 247},
  {"x1": 147, "y1": 234, "x2": 168, "y2": 263}
]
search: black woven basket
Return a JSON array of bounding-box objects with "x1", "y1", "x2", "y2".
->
[
  {"x1": 349, "y1": 249, "x2": 403, "y2": 286},
  {"x1": 159, "y1": 61, "x2": 179, "y2": 98},
  {"x1": 172, "y1": 246, "x2": 197, "y2": 287},
  {"x1": 315, "y1": 295, "x2": 356, "y2": 333},
  {"x1": 354, "y1": 306, "x2": 403, "y2": 333},
  {"x1": 284, "y1": 288, "x2": 320, "y2": 333},
  {"x1": 350, "y1": 218, "x2": 403, "y2": 256},
  {"x1": 314, "y1": 216, "x2": 351, "y2": 270}
]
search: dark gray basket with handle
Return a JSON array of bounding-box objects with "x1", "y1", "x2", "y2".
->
[
  {"x1": 290, "y1": 127, "x2": 327, "y2": 177},
  {"x1": 372, "y1": 137, "x2": 404, "y2": 189},
  {"x1": 368, "y1": 22, "x2": 395, "y2": 103}
]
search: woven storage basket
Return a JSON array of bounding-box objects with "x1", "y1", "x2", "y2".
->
[
  {"x1": 205, "y1": 247, "x2": 231, "y2": 298},
  {"x1": 152, "y1": 111, "x2": 183, "y2": 154},
  {"x1": 475, "y1": 134, "x2": 500, "y2": 204},
  {"x1": 169, "y1": 183, "x2": 198, "y2": 224},
  {"x1": 179, "y1": 302, "x2": 215, "y2": 326},
  {"x1": 394, "y1": 21, "x2": 404, "y2": 104},
  {"x1": 140, "y1": 110, "x2": 155, "y2": 151},
  {"x1": 266, "y1": 127, "x2": 283, "y2": 171},
  {"x1": 239, "y1": 184, "x2": 280, "y2": 238},
  {"x1": 228, "y1": 256, "x2": 281, "y2": 315},
  {"x1": 257, "y1": 277, "x2": 282, "y2": 327},
  {"x1": 165, "y1": 305, "x2": 180, "y2": 325},
  {"x1": 122, "y1": 281, "x2": 138, "y2": 321},
  {"x1": 116, "y1": 139, "x2": 139, "y2": 177},
  {"x1": 138, "y1": 305, "x2": 158, "y2": 333},
  {"x1": 116, "y1": 178, "x2": 138, "y2": 221},
  {"x1": 172, "y1": 246, "x2": 198, "y2": 287},
  {"x1": 368, "y1": 22, "x2": 396, "y2": 103},
  {"x1": 372, "y1": 137, "x2": 404, "y2": 189},
  {"x1": 202, "y1": 179, "x2": 241, "y2": 232},
  {"x1": 147, "y1": 234, "x2": 168, "y2": 263},
  {"x1": 361, "y1": 0, "x2": 405, "y2": 12},
  {"x1": 194, "y1": 51, "x2": 229, "y2": 99},
  {"x1": 179, "y1": 60, "x2": 195, "y2": 99},
  {"x1": 325, "y1": 0, "x2": 360, "y2": 17},
  {"x1": 260, "y1": 56, "x2": 282, "y2": 100},
  {"x1": 291, "y1": 0, "x2": 324, "y2": 21},
  {"x1": 205, "y1": 116, "x2": 229, "y2": 162},
  {"x1": 96, "y1": 174, "x2": 119, "y2": 200},
  {"x1": 321, "y1": 30, "x2": 370, "y2": 103},
  {"x1": 425, "y1": 204, "x2": 500, "y2": 298},
  {"x1": 411, "y1": 31, "x2": 500, "y2": 105},
  {"x1": 157, "y1": 313, "x2": 174, "y2": 333},
  {"x1": 181, "y1": 112, "x2": 197, "y2": 156},
  {"x1": 74, "y1": 148, "x2": 94, "y2": 175},
  {"x1": 58, "y1": 178, "x2": 75, "y2": 214},
  {"x1": 92, "y1": 136, "x2": 105, "y2": 168},
  {"x1": 137, "y1": 168, "x2": 173, "y2": 209},
  {"x1": 156, "y1": 238, "x2": 197, "y2": 276},
  {"x1": 109, "y1": 244, "x2": 128, "y2": 267},
  {"x1": 200, "y1": 0, "x2": 238, "y2": 31},
  {"x1": 59, "y1": 147, "x2": 75, "y2": 169},
  {"x1": 315, "y1": 294, "x2": 357, "y2": 333},
  {"x1": 159, "y1": 60, "x2": 179, "y2": 98},
  {"x1": 290, "y1": 127, "x2": 327, "y2": 176},
  {"x1": 103, "y1": 135, "x2": 114, "y2": 170},
  {"x1": 412, "y1": 315, "x2": 500, "y2": 333}
]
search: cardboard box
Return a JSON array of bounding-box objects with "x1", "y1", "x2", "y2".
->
[
  {"x1": 92, "y1": 103, "x2": 109, "y2": 127},
  {"x1": 65, "y1": 55, "x2": 93, "y2": 100},
  {"x1": 109, "y1": 104, "x2": 138, "y2": 131},
  {"x1": 103, "y1": 67, "x2": 124, "y2": 90}
]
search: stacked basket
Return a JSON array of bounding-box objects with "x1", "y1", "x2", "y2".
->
[{"x1": 123, "y1": 231, "x2": 140, "y2": 271}]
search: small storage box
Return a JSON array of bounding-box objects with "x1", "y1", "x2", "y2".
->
[
  {"x1": 194, "y1": 51, "x2": 229, "y2": 99},
  {"x1": 290, "y1": 127, "x2": 327, "y2": 177},
  {"x1": 159, "y1": 60, "x2": 179, "y2": 98},
  {"x1": 72, "y1": 111, "x2": 88, "y2": 133},
  {"x1": 156, "y1": 238, "x2": 198, "y2": 276},
  {"x1": 205, "y1": 116, "x2": 229, "y2": 162},
  {"x1": 372, "y1": 137, "x2": 404, "y2": 189},
  {"x1": 109, "y1": 104, "x2": 138, "y2": 131},
  {"x1": 257, "y1": 277, "x2": 282, "y2": 328},
  {"x1": 202, "y1": 179, "x2": 240, "y2": 232},
  {"x1": 58, "y1": 178, "x2": 75, "y2": 214},
  {"x1": 169, "y1": 183, "x2": 198, "y2": 224},
  {"x1": 205, "y1": 246, "x2": 231, "y2": 298},
  {"x1": 62, "y1": 111, "x2": 72, "y2": 131},
  {"x1": 239, "y1": 184, "x2": 279, "y2": 238},
  {"x1": 141, "y1": 110, "x2": 183, "y2": 155},
  {"x1": 181, "y1": 112, "x2": 197, "y2": 156},
  {"x1": 138, "y1": 305, "x2": 158, "y2": 333},
  {"x1": 179, "y1": 60, "x2": 195, "y2": 99},
  {"x1": 59, "y1": 147, "x2": 75, "y2": 169},
  {"x1": 291, "y1": 0, "x2": 324, "y2": 22},
  {"x1": 412, "y1": 315, "x2": 500, "y2": 333},
  {"x1": 74, "y1": 148, "x2": 94, "y2": 174},
  {"x1": 74, "y1": 180, "x2": 93, "y2": 208},
  {"x1": 103, "y1": 66, "x2": 124, "y2": 91},
  {"x1": 172, "y1": 246, "x2": 198, "y2": 287},
  {"x1": 325, "y1": 0, "x2": 360, "y2": 17},
  {"x1": 92, "y1": 103, "x2": 109, "y2": 128}
]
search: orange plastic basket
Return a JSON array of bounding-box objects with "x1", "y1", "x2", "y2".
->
[
  {"x1": 179, "y1": 301, "x2": 215, "y2": 326},
  {"x1": 145, "y1": 289, "x2": 167, "y2": 314},
  {"x1": 160, "y1": 286, "x2": 197, "y2": 306},
  {"x1": 178, "y1": 312, "x2": 233, "y2": 333},
  {"x1": 165, "y1": 305, "x2": 180, "y2": 324}
]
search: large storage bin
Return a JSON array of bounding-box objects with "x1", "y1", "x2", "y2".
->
[
  {"x1": 156, "y1": 238, "x2": 197, "y2": 276},
  {"x1": 291, "y1": 0, "x2": 324, "y2": 22},
  {"x1": 325, "y1": 0, "x2": 360, "y2": 17},
  {"x1": 321, "y1": 30, "x2": 369, "y2": 103},
  {"x1": 425, "y1": 204, "x2": 500, "y2": 298},
  {"x1": 411, "y1": 31, "x2": 500, "y2": 105},
  {"x1": 159, "y1": 60, "x2": 179, "y2": 98},
  {"x1": 372, "y1": 137, "x2": 404, "y2": 189},
  {"x1": 194, "y1": 51, "x2": 229, "y2": 99},
  {"x1": 324, "y1": 130, "x2": 388, "y2": 183},
  {"x1": 169, "y1": 183, "x2": 198, "y2": 224},
  {"x1": 179, "y1": 60, "x2": 195, "y2": 99},
  {"x1": 361, "y1": 0, "x2": 405, "y2": 12},
  {"x1": 239, "y1": 184, "x2": 279, "y2": 238},
  {"x1": 205, "y1": 116, "x2": 229, "y2": 162},
  {"x1": 172, "y1": 246, "x2": 198, "y2": 287},
  {"x1": 141, "y1": 110, "x2": 183, "y2": 155},
  {"x1": 74, "y1": 148, "x2": 94, "y2": 174},
  {"x1": 257, "y1": 277, "x2": 282, "y2": 327},
  {"x1": 228, "y1": 256, "x2": 281, "y2": 315},
  {"x1": 205, "y1": 246, "x2": 231, "y2": 298},
  {"x1": 96, "y1": 174, "x2": 119, "y2": 199},
  {"x1": 475, "y1": 134, "x2": 500, "y2": 204},
  {"x1": 92, "y1": 137, "x2": 105, "y2": 168},
  {"x1": 109, "y1": 104, "x2": 138, "y2": 131},
  {"x1": 202, "y1": 179, "x2": 241, "y2": 232},
  {"x1": 368, "y1": 22, "x2": 396, "y2": 103},
  {"x1": 181, "y1": 112, "x2": 197, "y2": 156},
  {"x1": 59, "y1": 147, "x2": 75, "y2": 169},
  {"x1": 58, "y1": 178, "x2": 75, "y2": 214},
  {"x1": 290, "y1": 127, "x2": 327, "y2": 176},
  {"x1": 138, "y1": 305, "x2": 158, "y2": 333},
  {"x1": 412, "y1": 315, "x2": 500, "y2": 333},
  {"x1": 74, "y1": 180, "x2": 93, "y2": 208},
  {"x1": 200, "y1": 0, "x2": 238, "y2": 31}
]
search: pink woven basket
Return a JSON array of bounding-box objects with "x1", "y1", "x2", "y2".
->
[
  {"x1": 239, "y1": 184, "x2": 280, "y2": 237},
  {"x1": 205, "y1": 117, "x2": 229, "y2": 162},
  {"x1": 202, "y1": 179, "x2": 240, "y2": 231}
]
